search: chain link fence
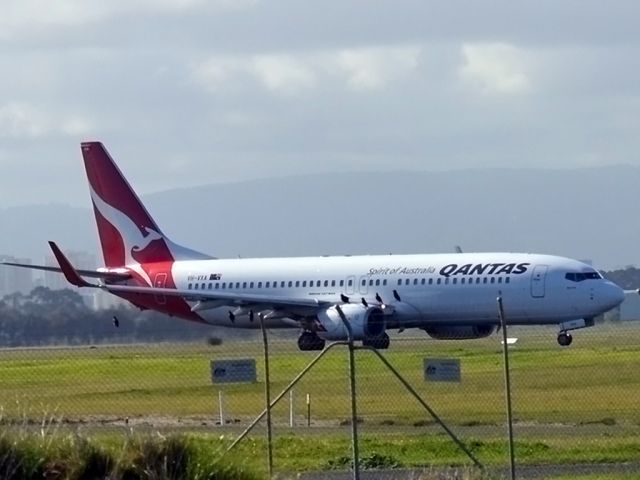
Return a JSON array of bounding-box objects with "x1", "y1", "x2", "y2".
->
[{"x1": 1, "y1": 319, "x2": 640, "y2": 475}]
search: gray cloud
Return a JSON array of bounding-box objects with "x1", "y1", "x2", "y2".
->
[{"x1": 0, "y1": 1, "x2": 639, "y2": 208}]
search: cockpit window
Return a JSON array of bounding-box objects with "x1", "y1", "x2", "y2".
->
[{"x1": 565, "y1": 271, "x2": 602, "y2": 282}]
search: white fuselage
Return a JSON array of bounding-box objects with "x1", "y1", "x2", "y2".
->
[{"x1": 169, "y1": 252, "x2": 624, "y2": 329}]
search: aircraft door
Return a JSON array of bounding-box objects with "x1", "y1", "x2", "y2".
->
[
  {"x1": 345, "y1": 275, "x2": 356, "y2": 295},
  {"x1": 530, "y1": 265, "x2": 548, "y2": 298},
  {"x1": 154, "y1": 273, "x2": 167, "y2": 305},
  {"x1": 358, "y1": 276, "x2": 368, "y2": 295}
]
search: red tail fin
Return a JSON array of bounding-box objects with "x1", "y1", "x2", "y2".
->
[{"x1": 81, "y1": 142, "x2": 211, "y2": 269}]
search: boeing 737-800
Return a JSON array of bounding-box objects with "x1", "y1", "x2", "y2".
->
[{"x1": 2, "y1": 142, "x2": 625, "y2": 349}]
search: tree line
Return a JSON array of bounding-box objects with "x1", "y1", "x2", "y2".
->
[{"x1": 0, "y1": 286, "x2": 256, "y2": 347}]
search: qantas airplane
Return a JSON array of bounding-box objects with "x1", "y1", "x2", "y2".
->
[{"x1": 2, "y1": 142, "x2": 625, "y2": 350}]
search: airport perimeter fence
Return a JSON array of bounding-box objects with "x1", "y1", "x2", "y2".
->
[{"x1": 2, "y1": 321, "x2": 640, "y2": 476}]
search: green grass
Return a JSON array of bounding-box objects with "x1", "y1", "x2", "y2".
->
[
  {"x1": 2, "y1": 324, "x2": 640, "y2": 473},
  {"x1": 2, "y1": 326, "x2": 640, "y2": 425}
]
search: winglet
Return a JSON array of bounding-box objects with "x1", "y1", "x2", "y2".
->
[{"x1": 48, "y1": 241, "x2": 94, "y2": 288}]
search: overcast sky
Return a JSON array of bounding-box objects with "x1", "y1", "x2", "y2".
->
[{"x1": 1, "y1": 0, "x2": 639, "y2": 207}]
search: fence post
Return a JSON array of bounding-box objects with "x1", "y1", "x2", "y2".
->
[{"x1": 498, "y1": 296, "x2": 516, "y2": 480}]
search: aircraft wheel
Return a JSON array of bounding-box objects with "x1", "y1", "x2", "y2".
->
[
  {"x1": 363, "y1": 333, "x2": 390, "y2": 349},
  {"x1": 377, "y1": 333, "x2": 390, "y2": 349},
  {"x1": 557, "y1": 332, "x2": 573, "y2": 347},
  {"x1": 297, "y1": 332, "x2": 325, "y2": 351}
]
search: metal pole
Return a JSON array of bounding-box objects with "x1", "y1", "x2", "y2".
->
[
  {"x1": 259, "y1": 315, "x2": 273, "y2": 478},
  {"x1": 497, "y1": 296, "x2": 516, "y2": 480},
  {"x1": 306, "y1": 393, "x2": 311, "y2": 427},
  {"x1": 365, "y1": 347, "x2": 483, "y2": 469},
  {"x1": 335, "y1": 305, "x2": 361, "y2": 480},
  {"x1": 218, "y1": 391, "x2": 224, "y2": 426},
  {"x1": 226, "y1": 342, "x2": 345, "y2": 452},
  {"x1": 289, "y1": 390, "x2": 294, "y2": 428}
]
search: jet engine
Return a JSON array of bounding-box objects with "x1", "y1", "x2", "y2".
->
[
  {"x1": 315, "y1": 304, "x2": 386, "y2": 341},
  {"x1": 422, "y1": 325, "x2": 495, "y2": 340}
]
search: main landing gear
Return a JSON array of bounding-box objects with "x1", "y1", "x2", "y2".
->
[
  {"x1": 363, "y1": 332, "x2": 390, "y2": 349},
  {"x1": 557, "y1": 331, "x2": 573, "y2": 347},
  {"x1": 297, "y1": 332, "x2": 392, "y2": 351},
  {"x1": 297, "y1": 331, "x2": 326, "y2": 351}
]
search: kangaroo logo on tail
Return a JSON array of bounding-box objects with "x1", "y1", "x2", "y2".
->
[
  {"x1": 90, "y1": 185, "x2": 166, "y2": 285},
  {"x1": 82, "y1": 141, "x2": 213, "y2": 286}
]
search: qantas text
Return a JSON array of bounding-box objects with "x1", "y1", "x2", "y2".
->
[{"x1": 439, "y1": 263, "x2": 530, "y2": 277}]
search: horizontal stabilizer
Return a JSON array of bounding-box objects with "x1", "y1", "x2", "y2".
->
[
  {"x1": 0, "y1": 261, "x2": 131, "y2": 281},
  {"x1": 48, "y1": 241, "x2": 95, "y2": 288}
]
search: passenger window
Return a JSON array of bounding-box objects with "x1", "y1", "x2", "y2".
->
[
  {"x1": 348, "y1": 279, "x2": 353, "y2": 286},
  {"x1": 375, "y1": 279, "x2": 380, "y2": 286},
  {"x1": 194, "y1": 284, "x2": 199, "y2": 290},
  {"x1": 369, "y1": 279, "x2": 374, "y2": 286},
  {"x1": 242, "y1": 282, "x2": 247, "y2": 289},
  {"x1": 421, "y1": 278, "x2": 425, "y2": 285},
  {"x1": 397, "y1": 279, "x2": 402, "y2": 286},
  {"x1": 437, "y1": 278, "x2": 441, "y2": 285},
  {"x1": 215, "y1": 283, "x2": 220, "y2": 289},
  {"x1": 413, "y1": 278, "x2": 418, "y2": 285},
  {"x1": 258, "y1": 282, "x2": 262, "y2": 288},
  {"x1": 428, "y1": 279, "x2": 433, "y2": 285},
  {"x1": 339, "y1": 280, "x2": 344, "y2": 287},
  {"x1": 309, "y1": 281, "x2": 314, "y2": 287},
  {"x1": 497, "y1": 277, "x2": 502, "y2": 284},
  {"x1": 506, "y1": 277, "x2": 510, "y2": 284},
  {"x1": 362, "y1": 279, "x2": 366, "y2": 286},
  {"x1": 383, "y1": 279, "x2": 387, "y2": 286},
  {"x1": 405, "y1": 279, "x2": 410, "y2": 286},
  {"x1": 208, "y1": 283, "x2": 212, "y2": 290},
  {"x1": 461, "y1": 278, "x2": 465, "y2": 285},
  {"x1": 281, "y1": 281, "x2": 285, "y2": 288},
  {"x1": 445, "y1": 278, "x2": 449, "y2": 285},
  {"x1": 490, "y1": 277, "x2": 495, "y2": 284},
  {"x1": 295, "y1": 281, "x2": 300, "y2": 287},
  {"x1": 324, "y1": 280, "x2": 329, "y2": 287},
  {"x1": 250, "y1": 282, "x2": 254, "y2": 288},
  {"x1": 265, "y1": 281, "x2": 270, "y2": 288},
  {"x1": 236, "y1": 282, "x2": 240, "y2": 289},
  {"x1": 302, "y1": 281, "x2": 307, "y2": 287},
  {"x1": 452, "y1": 278, "x2": 457, "y2": 285},
  {"x1": 188, "y1": 283, "x2": 192, "y2": 289},
  {"x1": 331, "y1": 280, "x2": 336, "y2": 287},
  {"x1": 222, "y1": 283, "x2": 226, "y2": 289},
  {"x1": 288, "y1": 281, "x2": 293, "y2": 287}
]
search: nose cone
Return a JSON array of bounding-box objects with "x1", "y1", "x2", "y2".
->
[{"x1": 603, "y1": 281, "x2": 625, "y2": 310}]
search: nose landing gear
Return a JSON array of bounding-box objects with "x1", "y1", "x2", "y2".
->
[{"x1": 557, "y1": 331, "x2": 573, "y2": 347}]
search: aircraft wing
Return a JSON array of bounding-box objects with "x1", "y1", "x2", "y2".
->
[{"x1": 102, "y1": 284, "x2": 328, "y2": 310}]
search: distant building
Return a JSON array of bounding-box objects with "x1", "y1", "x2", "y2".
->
[
  {"x1": 44, "y1": 250, "x2": 97, "y2": 291},
  {"x1": 0, "y1": 255, "x2": 34, "y2": 298}
]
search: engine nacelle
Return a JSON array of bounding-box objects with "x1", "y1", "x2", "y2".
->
[
  {"x1": 423, "y1": 325, "x2": 495, "y2": 340},
  {"x1": 315, "y1": 304, "x2": 386, "y2": 341}
]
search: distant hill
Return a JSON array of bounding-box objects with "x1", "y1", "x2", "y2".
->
[{"x1": 2, "y1": 166, "x2": 640, "y2": 269}]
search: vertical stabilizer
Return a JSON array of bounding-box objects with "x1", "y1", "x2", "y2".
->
[{"x1": 81, "y1": 142, "x2": 211, "y2": 270}]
